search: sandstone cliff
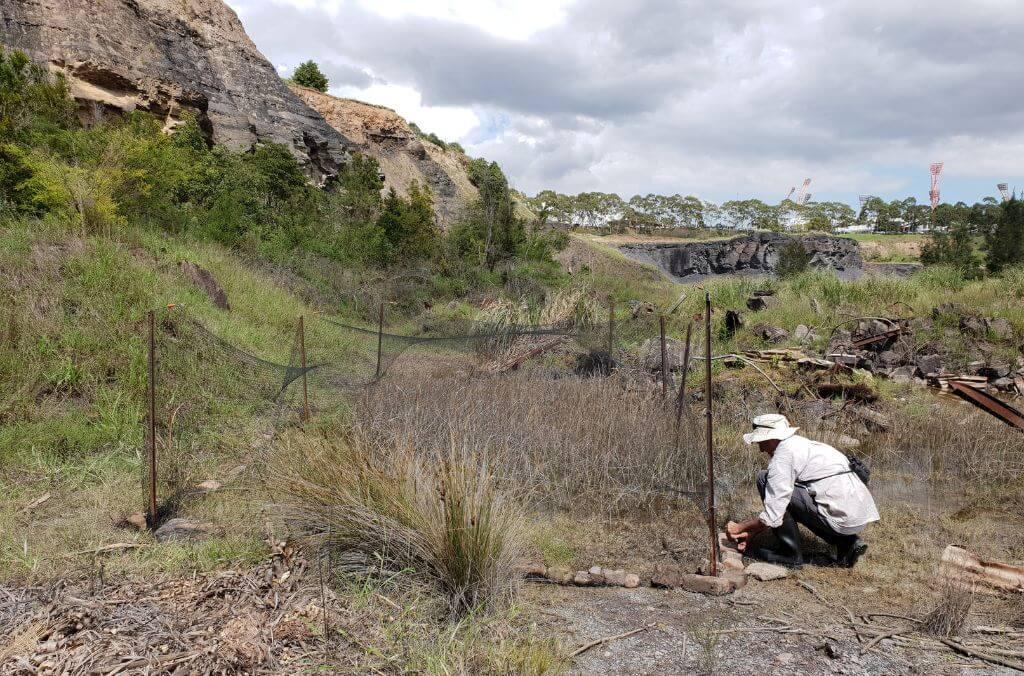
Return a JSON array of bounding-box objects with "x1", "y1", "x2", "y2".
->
[
  {"x1": 619, "y1": 233, "x2": 863, "y2": 281},
  {"x1": 0, "y1": 0, "x2": 350, "y2": 182},
  {"x1": 291, "y1": 85, "x2": 478, "y2": 228}
]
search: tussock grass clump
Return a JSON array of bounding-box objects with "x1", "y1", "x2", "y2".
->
[
  {"x1": 269, "y1": 434, "x2": 525, "y2": 615},
  {"x1": 922, "y1": 576, "x2": 974, "y2": 637}
]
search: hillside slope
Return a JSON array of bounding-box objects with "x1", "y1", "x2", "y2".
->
[
  {"x1": 291, "y1": 85, "x2": 478, "y2": 228},
  {"x1": 0, "y1": 0, "x2": 350, "y2": 181}
]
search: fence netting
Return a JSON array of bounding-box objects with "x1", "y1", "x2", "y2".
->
[{"x1": 142, "y1": 304, "x2": 695, "y2": 516}]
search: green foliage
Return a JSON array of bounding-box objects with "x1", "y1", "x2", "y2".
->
[
  {"x1": 985, "y1": 197, "x2": 1024, "y2": 273},
  {"x1": 777, "y1": 239, "x2": 813, "y2": 278},
  {"x1": 921, "y1": 221, "x2": 981, "y2": 278},
  {"x1": 374, "y1": 182, "x2": 439, "y2": 264},
  {"x1": 291, "y1": 60, "x2": 328, "y2": 92}
]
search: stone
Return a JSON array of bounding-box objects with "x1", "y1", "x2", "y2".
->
[
  {"x1": 915, "y1": 354, "x2": 944, "y2": 377},
  {"x1": 573, "y1": 571, "x2": 593, "y2": 586},
  {"x1": 985, "y1": 318, "x2": 1013, "y2": 341},
  {"x1": 721, "y1": 550, "x2": 746, "y2": 572},
  {"x1": 0, "y1": 0, "x2": 349, "y2": 182},
  {"x1": 514, "y1": 562, "x2": 547, "y2": 578},
  {"x1": 588, "y1": 565, "x2": 606, "y2": 584},
  {"x1": 959, "y1": 315, "x2": 987, "y2": 336},
  {"x1": 746, "y1": 296, "x2": 768, "y2": 311},
  {"x1": 153, "y1": 518, "x2": 213, "y2": 542},
  {"x1": 793, "y1": 324, "x2": 817, "y2": 342},
  {"x1": 651, "y1": 564, "x2": 734, "y2": 595},
  {"x1": 755, "y1": 324, "x2": 790, "y2": 344},
  {"x1": 125, "y1": 511, "x2": 148, "y2": 531},
  {"x1": 722, "y1": 569, "x2": 747, "y2": 590},
  {"x1": 623, "y1": 574, "x2": 641, "y2": 589},
  {"x1": 744, "y1": 562, "x2": 789, "y2": 581},
  {"x1": 603, "y1": 569, "x2": 626, "y2": 586},
  {"x1": 725, "y1": 310, "x2": 744, "y2": 336},
  {"x1": 196, "y1": 479, "x2": 222, "y2": 492},
  {"x1": 966, "y1": 360, "x2": 987, "y2": 375},
  {"x1": 992, "y1": 377, "x2": 1015, "y2": 392},
  {"x1": 775, "y1": 652, "x2": 795, "y2": 664},
  {"x1": 888, "y1": 365, "x2": 915, "y2": 383},
  {"x1": 981, "y1": 363, "x2": 1012, "y2": 379},
  {"x1": 544, "y1": 566, "x2": 574, "y2": 585}
]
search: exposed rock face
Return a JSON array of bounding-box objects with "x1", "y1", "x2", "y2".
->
[
  {"x1": 0, "y1": 0, "x2": 350, "y2": 182},
  {"x1": 619, "y1": 233, "x2": 862, "y2": 281},
  {"x1": 291, "y1": 85, "x2": 478, "y2": 228}
]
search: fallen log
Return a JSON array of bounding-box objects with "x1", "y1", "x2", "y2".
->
[{"x1": 940, "y1": 545, "x2": 1024, "y2": 595}]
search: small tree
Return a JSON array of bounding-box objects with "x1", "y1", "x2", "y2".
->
[
  {"x1": 921, "y1": 221, "x2": 981, "y2": 278},
  {"x1": 291, "y1": 61, "x2": 328, "y2": 92},
  {"x1": 986, "y1": 197, "x2": 1024, "y2": 273},
  {"x1": 776, "y1": 239, "x2": 813, "y2": 278}
]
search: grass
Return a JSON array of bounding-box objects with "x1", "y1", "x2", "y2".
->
[{"x1": 269, "y1": 432, "x2": 526, "y2": 616}]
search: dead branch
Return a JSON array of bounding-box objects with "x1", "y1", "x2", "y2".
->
[{"x1": 570, "y1": 624, "x2": 653, "y2": 658}]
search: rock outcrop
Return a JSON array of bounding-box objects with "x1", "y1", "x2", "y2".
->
[
  {"x1": 291, "y1": 85, "x2": 478, "y2": 228},
  {"x1": 619, "y1": 232, "x2": 862, "y2": 281},
  {"x1": 0, "y1": 0, "x2": 350, "y2": 182}
]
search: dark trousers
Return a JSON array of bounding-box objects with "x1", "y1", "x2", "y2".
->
[{"x1": 756, "y1": 470, "x2": 857, "y2": 548}]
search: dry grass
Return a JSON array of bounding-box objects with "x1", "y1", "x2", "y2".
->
[
  {"x1": 268, "y1": 432, "x2": 526, "y2": 616},
  {"x1": 922, "y1": 576, "x2": 975, "y2": 637},
  {"x1": 354, "y1": 372, "x2": 736, "y2": 513}
]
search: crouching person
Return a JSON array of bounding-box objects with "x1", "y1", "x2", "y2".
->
[{"x1": 726, "y1": 414, "x2": 879, "y2": 568}]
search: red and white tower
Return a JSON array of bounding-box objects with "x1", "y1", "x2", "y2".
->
[
  {"x1": 997, "y1": 183, "x2": 1010, "y2": 202},
  {"x1": 929, "y1": 162, "x2": 944, "y2": 210},
  {"x1": 795, "y1": 178, "x2": 812, "y2": 206}
]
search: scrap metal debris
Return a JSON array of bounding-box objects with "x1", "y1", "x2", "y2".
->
[{"x1": 946, "y1": 381, "x2": 1024, "y2": 431}]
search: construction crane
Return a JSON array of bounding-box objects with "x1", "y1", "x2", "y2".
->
[
  {"x1": 795, "y1": 178, "x2": 812, "y2": 206},
  {"x1": 929, "y1": 162, "x2": 944, "y2": 210},
  {"x1": 997, "y1": 183, "x2": 1010, "y2": 202},
  {"x1": 803, "y1": 192, "x2": 812, "y2": 204},
  {"x1": 784, "y1": 187, "x2": 796, "y2": 202}
]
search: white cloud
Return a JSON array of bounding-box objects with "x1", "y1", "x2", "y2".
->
[{"x1": 229, "y1": 0, "x2": 1024, "y2": 205}]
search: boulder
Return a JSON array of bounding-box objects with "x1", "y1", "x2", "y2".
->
[
  {"x1": 754, "y1": 325, "x2": 790, "y2": 344},
  {"x1": 986, "y1": 318, "x2": 1013, "y2": 341},
  {"x1": 915, "y1": 354, "x2": 944, "y2": 377},
  {"x1": 959, "y1": 315, "x2": 987, "y2": 336},
  {"x1": 153, "y1": 518, "x2": 214, "y2": 542},
  {"x1": 746, "y1": 296, "x2": 768, "y2": 311},
  {"x1": 992, "y1": 377, "x2": 1016, "y2": 392},
  {"x1": 651, "y1": 564, "x2": 734, "y2": 595},
  {"x1": 179, "y1": 261, "x2": 230, "y2": 310},
  {"x1": 544, "y1": 566, "x2": 574, "y2": 585},
  {"x1": 744, "y1": 562, "x2": 789, "y2": 581},
  {"x1": 888, "y1": 366, "x2": 916, "y2": 384},
  {"x1": 980, "y1": 363, "x2": 1012, "y2": 379}
]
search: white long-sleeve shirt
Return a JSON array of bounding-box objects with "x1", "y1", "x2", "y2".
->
[{"x1": 759, "y1": 435, "x2": 880, "y2": 534}]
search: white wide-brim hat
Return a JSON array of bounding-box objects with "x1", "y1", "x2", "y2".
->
[{"x1": 743, "y1": 413, "x2": 799, "y2": 445}]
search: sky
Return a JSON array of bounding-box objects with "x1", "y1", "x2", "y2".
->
[{"x1": 225, "y1": 0, "x2": 1023, "y2": 207}]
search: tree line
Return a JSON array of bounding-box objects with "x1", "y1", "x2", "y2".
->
[{"x1": 525, "y1": 190, "x2": 1007, "y2": 235}]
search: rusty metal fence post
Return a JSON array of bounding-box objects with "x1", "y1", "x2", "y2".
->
[
  {"x1": 299, "y1": 315, "x2": 310, "y2": 423},
  {"x1": 375, "y1": 302, "x2": 385, "y2": 380},
  {"x1": 704, "y1": 291, "x2": 718, "y2": 576},
  {"x1": 673, "y1": 321, "x2": 693, "y2": 451},
  {"x1": 146, "y1": 309, "x2": 158, "y2": 526},
  {"x1": 607, "y1": 297, "x2": 615, "y2": 365},
  {"x1": 659, "y1": 314, "x2": 669, "y2": 397}
]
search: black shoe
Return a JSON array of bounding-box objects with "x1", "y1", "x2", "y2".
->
[
  {"x1": 746, "y1": 546, "x2": 804, "y2": 569},
  {"x1": 835, "y1": 538, "x2": 867, "y2": 568}
]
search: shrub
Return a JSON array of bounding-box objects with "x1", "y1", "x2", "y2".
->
[
  {"x1": 776, "y1": 239, "x2": 812, "y2": 278},
  {"x1": 291, "y1": 60, "x2": 328, "y2": 92},
  {"x1": 986, "y1": 197, "x2": 1024, "y2": 273},
  {"x1": 270, "y1": 434, "x2": 525, "y2": 615},
  {"x1": 921, "y1": 221, "x2": 982, "y2": 278}
]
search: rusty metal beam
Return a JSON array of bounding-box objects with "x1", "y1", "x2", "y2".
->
[
  {"x1": 851, "y1": 327, "x2": 903, "y2": 349},
  {"x1": 948, "y1": 381, "x2": 1024, "y2": 431}
]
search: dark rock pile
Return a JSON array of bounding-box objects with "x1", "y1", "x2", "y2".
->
[
  {"x1": 826, "y1": 306, "x2": 1022, "y2": 393},
  {"x1": 619, "y1": 232, "x2": 862, "y2": 281}
]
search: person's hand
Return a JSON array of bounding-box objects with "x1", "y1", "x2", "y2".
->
[{"x1": 725, "y1": 521, "x2": 744, "y2": 540}]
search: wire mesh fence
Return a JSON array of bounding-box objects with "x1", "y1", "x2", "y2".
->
[{"x1": 141, "y1": 300, "x2": 703, "y2": 521}]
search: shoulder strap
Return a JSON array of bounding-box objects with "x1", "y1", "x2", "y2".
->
[{"x1": 795, "y1": 468, "x2": 854, "y2": 487}]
